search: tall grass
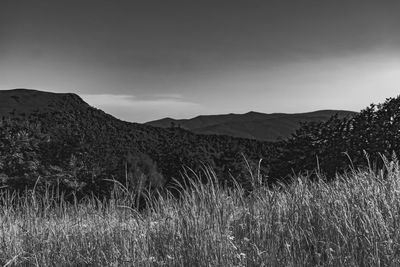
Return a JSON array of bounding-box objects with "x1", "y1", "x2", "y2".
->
[{"x1": 1, "y1": 160, "x2": 400, "y2": 266}]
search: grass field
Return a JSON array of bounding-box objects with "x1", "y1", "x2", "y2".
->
[{"x1": 1, "y1": 160, "x2": 400, "y2": 266}]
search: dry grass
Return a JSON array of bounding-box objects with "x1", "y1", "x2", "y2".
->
[{"x1": 1, "y1": 161, "x2": 400, "y2": 266}]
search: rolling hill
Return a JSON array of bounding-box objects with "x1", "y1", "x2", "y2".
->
[
  {"x1": 146, "y1": 110, "x2": 357, "y2": 141},
  {"x1": 0, "y1": 89, "x2": 274, "y2": 194}
]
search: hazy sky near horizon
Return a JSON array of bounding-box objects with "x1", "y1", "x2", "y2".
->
[{"x1": 1, "y1": 0, "x2": 400, "y2": 122}]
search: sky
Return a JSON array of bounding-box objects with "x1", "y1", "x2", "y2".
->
[{"x1": 1, "y1": 0, "x2": 400, "y2": 122}]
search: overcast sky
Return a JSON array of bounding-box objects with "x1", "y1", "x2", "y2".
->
[{"x1": 1, "y1": 0, "x2": 400, "y2": 122}]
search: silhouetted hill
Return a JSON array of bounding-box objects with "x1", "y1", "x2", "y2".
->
[
  {"x1": 146, "y1": 110, "x2": 357, "y2": 141},
  {"x1": 0, "y1": 89, "x2": 274, "y2": 195},
  {"x1": 0, "y1": 89, "x2": 90, "y2": 117}
]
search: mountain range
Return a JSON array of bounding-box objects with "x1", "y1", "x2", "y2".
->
[
  {"x1": 1, "y1": 89, "x2": 356, "y2": 142},
  {"x1": 146, "y1": 110, "x2": 356, "y2": 141}
]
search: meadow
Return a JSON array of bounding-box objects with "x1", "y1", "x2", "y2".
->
[{"x1": 1, "y1": 157, "x2": 400, "y2": 267}]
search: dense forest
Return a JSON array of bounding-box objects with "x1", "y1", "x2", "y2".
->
[{"x1": 1, "y1": 90, "x2": 400, "y2": 200}]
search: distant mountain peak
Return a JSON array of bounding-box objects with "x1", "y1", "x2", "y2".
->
[{"x1": 245, "y1": 111, "x2": 262, "y2": 115}]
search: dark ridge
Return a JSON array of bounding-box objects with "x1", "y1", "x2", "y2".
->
[{"x1": 146, "y1": 109, "x2": 357, "y2": 141}]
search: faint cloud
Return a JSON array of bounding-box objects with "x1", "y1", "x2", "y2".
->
[
  {"x1": 81, "y1": 94, "x2": 138, "y2": 107},
  {"x1": 152, "y1": 93, "x2": 184, "y2": 99},
  {"x1": 81, "y1": 94, "x2": 205, "y2": 122}
]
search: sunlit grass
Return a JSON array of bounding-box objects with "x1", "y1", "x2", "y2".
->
[{"x1": 1, "y1": 160, "x2": 400, "y2": 266}]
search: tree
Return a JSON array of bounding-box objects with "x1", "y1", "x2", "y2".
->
[
  {"x1": 0, "y1": 119, "x2": 47, "y2": 190},
  {"x1": 270, "y1": 95, "x2": 400, "y2": 181},
  {"x1": 270, "y1": 115, "x2": 351, "y2": 181}
]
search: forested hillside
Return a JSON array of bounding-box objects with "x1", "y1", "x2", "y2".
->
[{"x1": 0, "y1": 89, "x2": 273, "y2": 197}]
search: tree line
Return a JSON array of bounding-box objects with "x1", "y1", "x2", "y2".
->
[{"x1": 1, "y1": 95, "x2": 400, "y2": 198}]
